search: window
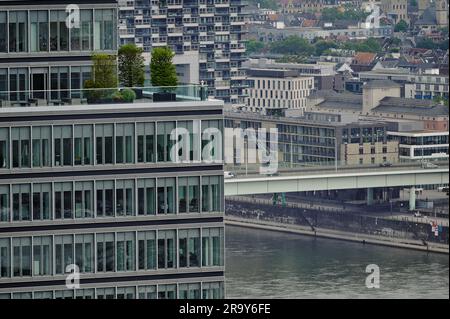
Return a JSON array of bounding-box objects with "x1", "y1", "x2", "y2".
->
[
  {"x1": 157, "y1": 178, "x2": 175, "y2": 214},
  {"x1": 9, "y1": 68, "x2": 28, "y2": 102},
  {"x1": 54, "y1": 182, "x2": 73, "y2": 219},
  {"x1": 201, "y1": 120, "x2": 222, "y2": 162},
  {"x1": 137, "y1": 179, "x2": 156, "y2": 216},
  {"x1": 0, "y1": 185, "x2": 9, "y2": 222},
  {"x1": 55, "y1": 290, "x2": 74, "y2": 299},
  {"x1": 115, "y1": 123, "x2": 134, "y2": 164},
  {"x1": 179, "y1": 283, "x2": 201, "y2": 299},
  {"x1": 116, "y1": 232, "x2": 135, "y2": 271},
  {"x1": 137, "y1": 122, "x2": 155, "y2": 163},
  {"x1": 157, "y1": 122, "x2": 175, "y2": 162},
  {"x1": 75, "y1": 181, "x2": 93, "y2": 218},
  {"x1": 178, "y1": 177, "x2": 199, "y2": 213},
  {"x1": 116, "y1": 180, "x2": 134, "y2": 216},
  {"x1": 50, "y1": 66, "x2": 69, "y2": 100},
  {"x1": 96, "y1": 180, "x2": 114, "y2": 217},
  {"x1": 55, "y1": 235, "x2": 73, "y2": 275},
  {"x1": 30, "y1": 11, "x2": 49, "y2": 52},
  {"x1": 202, "y1": 282, "x2": 223, "y2": 299},
  {"x1": 138, "y1": 285, "x2": 157, "y2": 299},
  {"x1": 12, "y1": 184, "x2": 31, "y2": 221},
  {"x1": 0, "y1": 238, "x2": 10, "y2": 278},
  {"x1": 94, "y1": 9, "x2": 116, "y2": 50},
  {"x1": 96, "y1": 233, "x2": 114, "y2": 272},
  {"x1": 81, "y1": 10, "x2": 93, "y2": 50},
  {"x1": 33, "y1": 236, "x2": 52, "y2": 276},
  {"x1": 13, "y1": 292, "x2": 32, "y2": 299},
  {"x1": 12, "y1": 127, "x2": 30, "y2": 168},
  {"x1": 0, "y1": 12, "x2": 7, "y2": 52},
  {"x1": 96, "y1": 287, "x2": 115, "y2": 299},
  {"x1": 96, "y1": 124, "x2": 114, "y2": 164},
  {"x1": 74, "y1": 125, "x2": 93, "y2": 165},
  {"x1": 138, "y1": 231, "x2": 156, "y2": 270},
  {"x1": 202, "y1": 228, "x2": 223, "y2": 267},
  {"x1": 179, "y1": 228, "x2": 200, "y2": 268},
  {"x1": 54, "y1": 125, "x2": 72, "y2": 166},
  {"x1": 157, "y1": 230, "x2": 176, "y2": 269},
  {"x1": 50, "y1": 11, "x2": 69, "y2": 51},
  {"x1": 9, "y1": 11, "x2": 28, "y2": 52},
  {"x1": 75, "y1": 234, "x2": 94, "y2": 273},
  {"x1": 34, "y1": 291, "x2": 53, "y2": 299},
  {"x1": 12, "y1": 237, "x2": 31, "y2": 277},
  {"x1": 177, "y1": 120, "x2": 200, "y2": 161},
  {"x1": 75, "y1": 289, "x2": 95, "y2": 299},
  {"x1": 0, "y1": 127, "x2": 9, "y2": 169},
  {"x1": 32, "y1": 126, "x2": 51, "y2": 167},
  {"x1": 201, "y1": 176, "x2": 222, "y2": 213},
  {"x1": 117, "y1": 287, "x2": 135, "y2": 299},
  {"x1": 32, "y1": 183, "x2": 51, "y2": 220},
  {"x1": 157, "y1": 284, "x2": 176, "y2": 299}
]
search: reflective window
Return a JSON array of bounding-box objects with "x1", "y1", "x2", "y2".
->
[
  {"x1": 12, "y1": 127, "x2": 30, "y2": 168},
  {"x1": 202, "y1": 282, "x2": 224, "y2": 299},
  {"x1": 202, "y1": 176, "x2": 222, "y2": 213},
  {"x1": 75, "y1": 234, "x2": 94, "y2": 273},
  {"x1": 0, "y1": 238, "x2": 10, "y2": 278},
  {"x1": 117, "y1": 286, "x2": 135, "y2": 299},
  {"x1": 138, "y1": 231, "x2": 156, "y2": 270},
  {"x1": 96, "y1": 124, "x2": 114, "y2": 164},
  {"x1": 157, "y1": 122, "x2": 175, "y2": 162},
  {"x1": 75, "y1": 181, "x2": 93, "y2": 218},
  {"x1": 0, "y1": 12, "x2": 6, "y2": 52},
  {"x1": 55, "y1": 235, "x2": 73, "y2": 275},
  {"x1": 54, "y1": 125, "x2": 72, "y2": 166},
  {"x1": 12, "y1": 237, "x2": 31, "y2": 277},
  {"x1": 9, "y1": 11, "x2": 28, "y2": 52},
  {"x1": 54, "y1": 182, "x2": 73, "y2": 219},
  {"x1": 137, "y1": 179, "x2": 156, "y2": 216},
  {"x1": 30, "y1": 11, "x2": 48, "y2": 52},
  {"x1": 137, "y1": 122, "x2": 155, "y2": 163},
  {"x1": 157, "y1": 230, "x2": 176, "y2": 269},
  {"x1": 74, "y1": 125, "x2": 93, "y2": 165},
  {"x1": 12, "y1": 184, "x2": 31, "y2": 221},
  {"x1": 115, "y1": 123, "x2": 134, "y2": 164},
  {"x1": 96, "y1": 287, "x2": 115, "y2": 299},
  {"x1": 157, "y1": 178, "x2": 175, "y2": 214},
  {"x1": 50, "y1": 11, "x2": 69, "y2": 51},
  {"x1": 138, "y1": 285, "x2": 156, "y2": 299},
  {"x1": 179, "y1": 283, "x2": 200, "y2": 299},
  {"x1": 178, "y1": 177, "x2": 200, "y2": 214},
  {"x1": 75, "y1": 288, "x2": 95, "y2": 299},
  {"x1": 34, "y1": 291, "x2": 53, "y2": 299},
  {"x1": 32, "y1": 126, "x2": 51, "y2": 167},
  {"x1": 202, "y1": 228, "x2": 224, "y2": 267},
  {"x1": 179, "y1": 228, "x2": 200, "y2": 268},
  {"x1": 0, "y1": 185, "x2": 9, "y2": 222},
  {"x1": 96, "y1": 180, "x2": 114, "y2": 217},
  {"x1": 0, "y1": 127, "x2": 9, "y2": 168},
  {"x1": 33, "y1": 236, "x2": 52, "y2": 276},
  {"x1": 157, "y1": 284, "x2": 176, "y2": 299},
  {"x1": 96, "y1": 233, "x2": 114, "y2": 272},
  {"x1": 116, "y1": 232, "x2": 135, "y2": 271},
  {"x1": 55, "y1": 290, "x2": 74, "y2": 299},
  {"x1": 116, "y1": 180, "x2": 134, "y2": 216},
  {"x1": 32, "y1": 183, "x2": 51, "y2": 220},
  {"x1": 94, "y1": 9, "x2": 116, "y2": 50}
]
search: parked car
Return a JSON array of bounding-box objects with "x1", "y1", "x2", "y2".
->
[{"x1": 224, "y1": 171, "x2": 236, "y2": 179}]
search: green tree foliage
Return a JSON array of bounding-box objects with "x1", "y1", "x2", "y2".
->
[
  {"x1": 394, "y1": 20, "x2": 409, "y2": 32},
  {"x1": 269, "y1": 36, "x2": 314, "y2": 56},
  {"x1": 314, "y1": 40, "x2": 339, "y2": 56},
  {"x1": 118, "y1": 44, "x2": 145, "y2": 87},
  {"x1": 248, "y1": 0, "x2": 278, "y2": 10},
  {"x1": 321, "y1": 7, "x2": 370, "y2": 22},
  {"x1": 416, "y1": 38, "x2": 449, "y2": 50},
  {"x1": 246, "y1": 39, "x2": 266, "y2": 54},
  {"x1": 150, "y1": 47, "x2": 178, "y2": 87},
  {"x1": 85, "y1": 53, "x2": 118, "y2": 89},
  {"x1": 341, "y1": 38, "x2": 382, "y2": 53}
]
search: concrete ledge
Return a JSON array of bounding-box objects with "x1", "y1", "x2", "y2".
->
[{"x1": 225, "y1": 216, "x2": 449, "y2": 255}]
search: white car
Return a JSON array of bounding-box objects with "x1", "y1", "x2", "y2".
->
[{"x1": 224, "y1": 171, "x2": 235, "y2": 179}]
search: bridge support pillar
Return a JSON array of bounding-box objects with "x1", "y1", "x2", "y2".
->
[
  {"x1": 367, "y1": 188, "x2": 374, "y2": 206},
  {"x1": 409, "y1": 187, "x2": 416, "y2": 211}
]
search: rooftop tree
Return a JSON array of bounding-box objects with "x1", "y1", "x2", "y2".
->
[
  {"x1": 150, "y1": 47, "x2": 178, "y2": 88},
  {"x1": 118, "y1": 44, "x2": 145, "y2": 88}
]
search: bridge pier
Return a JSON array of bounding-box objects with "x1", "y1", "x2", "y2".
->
[
  {"x1": 409, "y1": 187, "x2": 416, "y2": 211},
  {"x1": 367, "y1": 188, "x2": 374, "y2": 206}
]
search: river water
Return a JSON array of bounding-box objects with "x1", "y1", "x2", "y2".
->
[{"x1": 225, "y1": 225, "x2": 449, "y2": 299}]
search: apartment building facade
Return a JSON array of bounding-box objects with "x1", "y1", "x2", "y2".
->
[{"x1": 118, "y1": 0, "x2": 247, "y2": 106}]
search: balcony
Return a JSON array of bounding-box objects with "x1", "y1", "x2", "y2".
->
[{"x1": 0, "y1": 85, "x2": 209, "y2": 108}]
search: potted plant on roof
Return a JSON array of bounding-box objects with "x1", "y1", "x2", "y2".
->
[
  {"x1": 118, "y1": 43, "x2": 145, "y2": 100},
  {"x1": 150, "y1": 47, "x2": 178, "y2": 102}
]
